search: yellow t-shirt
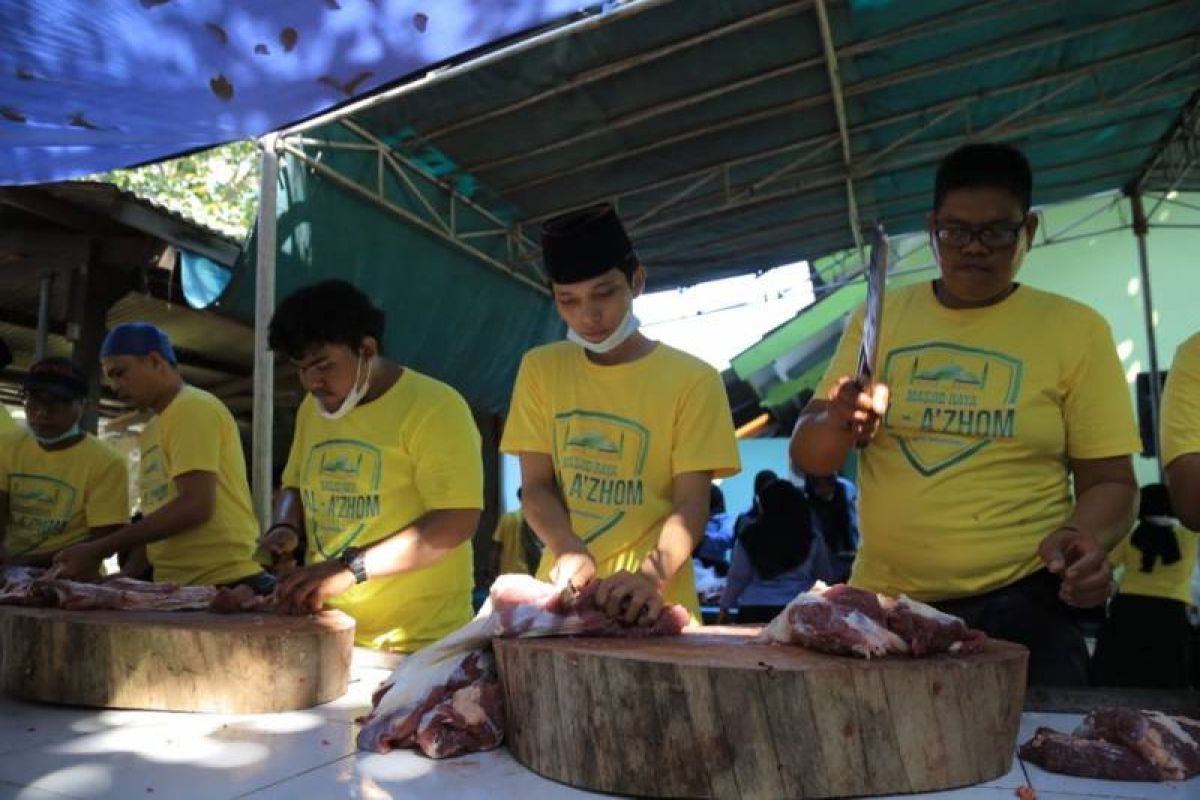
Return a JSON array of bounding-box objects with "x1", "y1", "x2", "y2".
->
[
  {"x1": 1, "y1": 430, "x2": 129, "y2": 557},
  {"x1": 1162, "y1": 332, "x2": 1200, "y2": 472},
  {"x1": 501, "y1": 341, "x2": 741, "y2": 620},
  {"x1": 282, "y1": 368, "x2": 483, "y2": 653},
  {"x1": 140, "y1": 386, "x2": 261, "y2": 585},
  {"x1": 1110, "y1": 524, "x2": 1197, "y2": 606},
  {"x1": 0, "y1": 406, "x2": 18, "y2": 435},
  {"x1": 817, "y1": 282, "x2": 1141, "y2": 602},
  {"x1": 492, "y1": 509, "x2": 530, "y2": 575}
]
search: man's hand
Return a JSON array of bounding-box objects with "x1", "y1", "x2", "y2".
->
[
  {"x1": 827, "y1": 377, "x2": 890, "y2": 446},
  {"x1": 259, "y1": 526, "x2": 299, "y2": 561},
  {"x1": 275, "y1": 560, "x2": 355, "y2": 615},
  {"x1": 1038, "y1": 526, "x2": 1112, "y2": 608},
  {"x1": 592, "y1": 570, "x2": 664, "y2": 626},
  {"x1": 548, "y1": 545, "x2": 597, "y2": 597},
  {"x1": 52, "y1": 541, "x2": 107, "y2": 581}
]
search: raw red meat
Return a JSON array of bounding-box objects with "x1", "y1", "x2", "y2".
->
[
  {"x1": 0, "y1": 566, "x2": 217, "y2": 611},
  {"x1": 357, "y1": 575, "x2": 691, "y2": 757},
  {"x1": 758, "y1": 582, "x2": 987, "y2": 659},
  {"x1": 208, "y1": 584, "x2": 278, "y2": 614},
  {"x1": 1075, "y1": 708, "x2": 1200, "y2": 781},
  {"x1": 1019, "y1": 708, "x2": 1200, "y2": 782},
  {"x1": 0, "y1": 566, "x2": 41, "y2": 604},
  {"x1": 1019, "y1": 726, "x2": 1161, "y2": 781}
]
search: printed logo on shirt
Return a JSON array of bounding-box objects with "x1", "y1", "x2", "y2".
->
[
  {"x1": 554, "y1": 411, "x2": 648, "y2": 545},
  {"x1": 139, "y1": 445, "x2": 172, "y2": 510},
  {"x1": 300, "y1": 439, "x2": 383, "y2": 558},
  {"x1": 7, "y1": 474, "x2": 78, "y2": 548},
  {"x1": 882, "y1": 342, "x2": 1024, "y2": 476}
]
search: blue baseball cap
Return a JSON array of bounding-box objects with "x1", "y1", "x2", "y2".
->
[{"x1": 100, "y1": 323, "x2": 177, "y2": 365}]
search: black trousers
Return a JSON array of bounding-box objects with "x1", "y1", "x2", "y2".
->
[
  {"x1": 933, "y1": 570, "x2": 1090, "y2": 687},
  {"x1": 736, "y1": 605, "x2": 785, "y2": 624},
  {"x1": 1091, "y1": 593, "x2": 1193, "y2": 689}
]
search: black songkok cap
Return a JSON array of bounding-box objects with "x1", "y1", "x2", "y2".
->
[{"x1": 541, "y1": 204, "x2": 636, "y2": 285}]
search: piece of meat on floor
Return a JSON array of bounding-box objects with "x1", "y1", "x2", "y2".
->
[
  {"x1": 414, "y1": 676, "x2": 505, "y2": 759},
  {"x1": 358, "y1": 574, "x2": 693, "y2": 756},
  {"x1": 1075, "y1": 708, "x2": 1200, "y2": 781},
  {"x1": 1019, "y1": 727, "x2": 1161, "y2": 781},
  {"x1": 881, "y1": 595, "x2": 988, "y2": 656},
  {"x1": 757, "y1": 592, "x2": 908, "y2": 658}
]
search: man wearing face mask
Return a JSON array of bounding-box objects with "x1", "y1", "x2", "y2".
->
[
  {"x1": 0, "y1": 358, "x2": 128, "y2": 573},
  {"x1": 790, "y1": 143, "x2": 1139, "y2": 685},
  {"x1": 262, "y1": 280, "x2": 483, "y2": 652},
  {"x1": 53, "y1": 324, "x2": 269, "y2": 591},
  {"x1": 502, "y1": 204, "x2": 741, "y2": 626}
]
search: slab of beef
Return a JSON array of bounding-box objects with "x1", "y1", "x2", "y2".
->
[
  {"x1": 357, "y1": 574, "x2": 690, "y2": 757},
  {"x1": 1019, "y1": 708, "x2": 1200, "y2": 782},
  {"x1": 0, "y1": 567, "x2": 217, "y2": 611},
  {"x1": 1075, "y1": 708, "x2": 1200, "y2": 781},
  {"x1": 758, "y1": 582, "x2": 987, "y2": 659},
  {"x1": 208, "y1": 584, "x2": 279, "y2": 614},
  {"x1": 1019, "y1": 727, "x2": 1161, "y2": 782}
]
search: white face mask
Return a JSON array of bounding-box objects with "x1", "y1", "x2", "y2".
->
[
  {"x1": 33, "y1": 418, "x2": 83, "y2": 447},
  {"x1": 567, "y1": 305, "x2": 641, "y2": 355},
  {"x1": 318, "y1": 354, "x2": 373, "y2": 420}
]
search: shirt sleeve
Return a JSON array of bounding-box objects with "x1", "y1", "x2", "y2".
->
[
  {"x1": 0, "y1": 431, "x2": 14, "y2": 489},
  {"x1": 500, "y1": 353, "x2": 551, "y2": 455},
  {"x1": 281, "y1": 402, "x2": 308, "y2": 490},
  {"x1": 85, "y1": 448, "x2": 131, "y2": 528},
  {"x1": 410, "y1": 387, "x2": 484, "y2": 511},
  {"x1": 162, "y1": 395, "x2": 224, "y2": 477},
  {"x1": 671, "y1": 367, "x2": 741, "y2": 478},
  {"x1": 1161, "y1": 335, "x2": 1200, "y2": 468},
  {"x1": 814, "y1": 305, "x2": 865, "y2": 398},
  {"x1": 1062, "y1": 311, "x2": 1142, "y2": 460},
  {"x1": 721, "y1": 540, "x2": 755, "y2": 609}
]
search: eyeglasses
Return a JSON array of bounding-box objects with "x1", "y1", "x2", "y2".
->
[{"x1": 934, "y1": 219, "x2": 1027, "y2": 249}]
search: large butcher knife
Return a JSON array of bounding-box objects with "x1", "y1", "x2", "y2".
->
[{"x1": 856, "y1": 221, "x2": 889, "y2": 386}]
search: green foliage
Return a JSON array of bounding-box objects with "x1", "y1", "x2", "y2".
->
[{"x1": 87, "y1": 140, "x2": 260, "y2": 239}]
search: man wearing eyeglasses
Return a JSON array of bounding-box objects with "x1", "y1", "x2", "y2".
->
[
  {"x1": 0, "y1": 358, "x2": 129, "y2": 575},
  {"x1": 791, "y1": 143, "x2": 1139, "y2": 686}
]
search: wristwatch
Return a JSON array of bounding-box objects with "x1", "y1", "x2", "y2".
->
[{"x1": 339, "y1": 546, "x2": 368, "y2": 584}]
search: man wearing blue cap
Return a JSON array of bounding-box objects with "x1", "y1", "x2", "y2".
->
[
  {"x1": 0, "y1": 358, "x2": 128, "y2": 573},
  {"x1": 53, "y1": 323, "x2": 270, "y2": 591}
]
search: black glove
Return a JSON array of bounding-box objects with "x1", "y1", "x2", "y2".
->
[{"x1": 1130, "y1": 519, "x2": 1181, "y2": 573}]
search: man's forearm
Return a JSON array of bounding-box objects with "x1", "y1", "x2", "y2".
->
[
  {"x1": 639, "y1": 510, "x2": 702, "y2": 588},
  {"x1": 521, "y1": 483, "x2": 584, "y2": 555},
  {"x1": 360, "y1": 508, "x2": 480, "y2": 579},
  {"x1": 91, "y1": 495, "x2": 208, "y2": 556},
  {"x1": 1066, "y1": 482, "x2": 1138, "y2": 550}
]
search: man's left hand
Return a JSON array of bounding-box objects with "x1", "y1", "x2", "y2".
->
[
  {"x1": 275, "y1": 560, "x2": 355, "y2": 615},
  {"x1": 52, "y1": 541, "x2": 107, "y2": 581},
  {"x1": 1038, "y1": 526, "x2": 1112, "y2": 608},
  {"x1": 592, "y1": 570, "x2": 664, "y2": 626}
]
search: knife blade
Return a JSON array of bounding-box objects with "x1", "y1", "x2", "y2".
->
[{"x1": 856, "y1": 221, "x2": 889, "y2": 386}]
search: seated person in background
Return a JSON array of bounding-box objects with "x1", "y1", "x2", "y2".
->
[
  {"x1": 789, "y1": 143, "x2": 1139, "y2": 686},
  {"x1": 263, "y1": 280, "x2": 483, "y2": 653},
  {"x1": 54, "y1": 324, "x2": 272, "y2": 594},
  {"x1": 489, "y1": 488, "x2": 542, "y2": 579},
  {"x1": 802, "y1": 471, "x2": 860, "y2": 583},
  {"x1": 733, "y1": 469, "x2": 778, "y2": 539},
  {"x1": 694, "y1": 484, "x2": 734, "y2": 576},
  {"x1": 0, "y1": 359, "x2": 128, "y2": 574},
  {"x1": 1092, "y1": 484, "x2": 1194, "y2": 689},
  {"x1": 718, "y1": 479, "x2": 833, "y2": 624},
  {"x1": 0, "y1": 337, "x2": 17, "y2": 434}
]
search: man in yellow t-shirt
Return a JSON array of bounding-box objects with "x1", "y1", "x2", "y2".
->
[
  {"x1": 502, "y1": 204, "x2": 741, "y2": 625},
  {"x1": 1092, "y1": 483, "x2": 1195, "y2": 688},
  {"x1": 261, "y1": 280, "x2": 482, "y2": 652},
  {"x1": 1164, "y1": 332, "x2": 1200, "y2": 533},
  {"x1": 791, "y1": 143, "x2": 1139, "y2": 685},
  {"x1": 0, "y1": 359, "x2": 128, "y2": 572},
  {"x1": 54, "y1": 324, "x2": 269, "y2": 590},
  {"x1": 489, "y1": 489, "x2": 541, "y2": 579}
]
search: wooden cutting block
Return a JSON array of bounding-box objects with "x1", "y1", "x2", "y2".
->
[
  {"x1": 0, "y1": 606, "x2": 355, "y2": 713},
  {"x1": 495, "y1": 626, "x2": 1027, "y2": 799}
]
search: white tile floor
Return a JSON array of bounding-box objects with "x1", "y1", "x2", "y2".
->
[{"x1": 0, "y1": 658, "x2": 1195, "y2": 800}]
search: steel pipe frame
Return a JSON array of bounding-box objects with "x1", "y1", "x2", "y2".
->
[
  {"x1": 509, "y1": 32, "x2": 1197, "y2": 223},
  {"x1": 251, "y1": 134, "x2": 279, "y2": 528},
  {"x1": 815, "y1": 0, "x2": 865, "y2": 262}
]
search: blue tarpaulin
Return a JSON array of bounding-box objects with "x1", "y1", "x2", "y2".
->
[{"x1": 0, "y1": 0, "x2": 586, "y2": 184}]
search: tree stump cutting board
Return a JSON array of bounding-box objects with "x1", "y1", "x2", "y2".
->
[
  {"x1": 494, "y1": 626, "x2": 1027, "y2": 799},
  {"x1": 0, "y1": 606, "x2": 355, "y2": 713}
]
